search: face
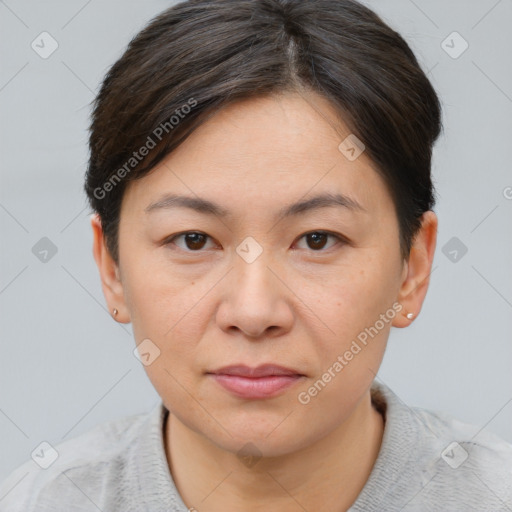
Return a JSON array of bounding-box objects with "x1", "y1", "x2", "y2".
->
[{"x1": 93, "y1": 91, "x2": 435, "y2": 458}]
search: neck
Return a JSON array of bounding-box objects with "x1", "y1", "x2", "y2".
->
[{"x1": 164, "y1": 390, "x2": 384, "y2": 512}]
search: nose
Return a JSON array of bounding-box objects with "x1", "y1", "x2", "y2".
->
[{"x1": 215, "y1": 252, "x2": 294, "y2": 340}]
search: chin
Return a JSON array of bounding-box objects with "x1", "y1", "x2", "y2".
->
[{"x1": 215, "y1": 431, "x2": 305, "y2": 461}]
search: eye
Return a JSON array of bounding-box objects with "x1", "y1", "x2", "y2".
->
[
  {"x1": 165, "y1": 231, "x2": 216, "y2": 252},
  {"x1": 164, "y1": 230, "x2": 347, "y2": 253},
  {"x1": 293, "y1": 231, "x2": 346, "y2": 252}
]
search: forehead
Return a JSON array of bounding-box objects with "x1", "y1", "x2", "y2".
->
[{"x1": 122, "y1": 91, "x2": 392, "y2": 219}]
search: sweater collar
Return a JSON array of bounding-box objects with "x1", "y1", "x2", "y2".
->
[
  {"x1": 348, "y1": 380, "x2": 433, "y2": 511},
  {"x1": 135, "y1": 380, "x2": 424, "y2": 511}
]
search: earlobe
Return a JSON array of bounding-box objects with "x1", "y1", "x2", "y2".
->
[
  {"x1": 90, "y1": 214, "x2": 130, "y2": 323},
  {"x1": 393, "y1": 211, "x2": 438, "y2": 328}
]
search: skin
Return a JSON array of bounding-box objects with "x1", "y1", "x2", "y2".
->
[{"x1": 91, "y1": 90, "x2": 437, "y2": 511}]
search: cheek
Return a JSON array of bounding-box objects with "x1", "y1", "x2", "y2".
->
[
  {"x1": 122, "y1": 246, "x2": 199, "y2": 336},
  {"x1": 124, "y1": 261, "x2": 216, "y2": 397},
  {"x1": 129, "y1": 276, "x2": 209, "y2": 415},
  {"x1": 304, "y1": 251, "x2": 400, "y2": 370},
  {"x1": 317, "y1": 259, "x2": 396, "y2": 326},
  {"x1": 292, "y1": 262, "x2": 394, "y2": 423}
]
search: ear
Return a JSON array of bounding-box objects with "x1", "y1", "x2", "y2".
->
[
  {"x1": 393, "y1": 210, "x2": 437, "y2": 328},
  {"x1": 90, "y1": 213, "x2": 131, "y2": 323}
]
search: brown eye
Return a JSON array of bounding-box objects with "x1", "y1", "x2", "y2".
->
[
  {"x1": 306, "y1": 232, "x2": 328, "y2": 250},
  {"x1": 166, "y1": 232, "x2": 214, "y2": 251},
  {"x1": 165, "y1": 230, "x2": 346, "y2": 253},
  {"x1": 295, "y1": 231, "x2": 345, "y2": 252},
  {"x1": 183, "y1": 233, "x2": 207, "y2": 250}
]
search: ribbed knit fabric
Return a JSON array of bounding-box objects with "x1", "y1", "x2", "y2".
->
[{"x1": 1, "y1": 381, "x2": 511, "y2": 511}]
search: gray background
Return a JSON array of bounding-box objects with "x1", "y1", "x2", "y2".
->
[{"x1": 1, "y1": 0, "x2": 511, "y2": 484}]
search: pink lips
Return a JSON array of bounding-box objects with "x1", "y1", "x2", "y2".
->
[{"x1": 207, "y1": 364, "x2": 304, "y2": 399}]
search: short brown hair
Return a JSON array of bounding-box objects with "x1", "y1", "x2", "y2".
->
[{"x1": 85, "y1": 0, "x2": 443, "y2": 264}]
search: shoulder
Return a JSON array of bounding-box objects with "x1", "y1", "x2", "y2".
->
[
  {"x1": 0, "y1": 407, "x2": 154, "y2": 511},
  {"x1": 364, "y1": 383, "x2": 512, "y2": 511},
  {"x1": 414, "y1": 403, "x2": 512, "y2": 464},
  {"x1": 405, "y1": 404, "x2": 512, "y2": 509}
]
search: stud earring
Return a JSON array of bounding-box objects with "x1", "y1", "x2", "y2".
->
[
  {"x1": 112, "y1": 308, "x2": 118, "y2": 317},
  {"x1": 406, "y1": 312, "x2": 414, "y2": 319}
]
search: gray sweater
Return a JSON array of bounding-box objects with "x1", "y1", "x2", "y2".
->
[{"x1": 1, "y1": 381, "x2": 511, "y2": 511}]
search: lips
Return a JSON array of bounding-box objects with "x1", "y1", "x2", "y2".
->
[
  {"x1": 207, "y1": 364, "x2": 305, "y2": 399},
  {"x1": 210, "y1": 364, "x2": 304, "y2": 378}
]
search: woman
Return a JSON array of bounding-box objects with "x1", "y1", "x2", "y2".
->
[{"x1": 1, "y1": 0, "x2": 511, "y2": 510}]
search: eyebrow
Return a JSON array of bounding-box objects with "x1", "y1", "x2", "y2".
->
[{"x1": 144, "y1": 192, "x2": 367, "y2": 219}]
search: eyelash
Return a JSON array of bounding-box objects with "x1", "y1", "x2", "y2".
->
[{"x1": 163, "y1": 230, "x2": 348, "y2": 254}]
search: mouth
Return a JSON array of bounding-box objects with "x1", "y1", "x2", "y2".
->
[{"x1": 206, "y1": 364, "x2": 306, "y2": 399}]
